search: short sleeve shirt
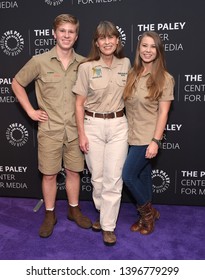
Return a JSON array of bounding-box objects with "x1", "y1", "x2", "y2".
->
[
  {"x1": 14, "y1": 47, "x2": 84, "y2": 141},
  {"x1": 125, "y1": 72, "x2": 174, "y2": 145},
  {"x1": 72, "y1": 56, "x2": 131, "y2": 112}
]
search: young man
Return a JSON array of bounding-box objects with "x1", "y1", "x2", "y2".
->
[{"x1": 12, "y1": 14, "x2": 92, "y2": 238}]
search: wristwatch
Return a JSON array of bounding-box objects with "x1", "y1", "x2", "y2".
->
[{"x1": 152, "y1": 138, "x2": 162, "y2": 148}]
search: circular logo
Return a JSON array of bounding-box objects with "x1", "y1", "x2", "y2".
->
[
  {"x1": 57, "y1": 168, "x2": 66, "y2": 190},
  {"x1": 44, "y1": 0, "x2": 64, "y2": 6},
  {"x1": 0, "y1": 30, "x2": 24, "y2": 56},
  {"x1": 152, "y1": 169, "x2": 170, "y2": 193},
  {"x1": 6, "y1": 123, "x2": 29, "y2": 147},
  {"x1": 116, "y1": 26, "x2": 127, "y2": 46}
]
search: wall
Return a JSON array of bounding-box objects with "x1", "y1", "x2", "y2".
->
[{"x1": 0, "y1": 0, "x2": 205, "y2": 206}]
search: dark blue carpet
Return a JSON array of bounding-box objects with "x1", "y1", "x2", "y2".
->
[{"x1": 0, "y1": 197, "x2": 205, "y2": 260}]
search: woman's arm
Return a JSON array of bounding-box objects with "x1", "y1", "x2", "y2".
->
[
  {"x1": 75, "y1": 94, "x2": 89, "y2": 153},
  {"x1": 146, "y1": 101, "x2": 171, "y2": 158}
]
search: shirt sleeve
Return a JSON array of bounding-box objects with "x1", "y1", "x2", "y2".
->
[
  {"x1": 72, "y1": 63, "x2": 90, "y2": 97},
  {"x1": 160, "y1": 73, "x2": 175, "y2": 101},
  {"x1": 14, "y1": 57, "x2": 39, "y2": 87}
]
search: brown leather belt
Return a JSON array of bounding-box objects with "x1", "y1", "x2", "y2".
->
[{"x1": 85, "y1": 109, "x2": 124, "y2": 119}]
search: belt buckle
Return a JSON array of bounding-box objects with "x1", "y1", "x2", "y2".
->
[{"x1": 103, "y1": 113, "x2": 108, "y2": 119}]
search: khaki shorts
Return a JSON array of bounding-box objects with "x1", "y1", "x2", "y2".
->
[{"x1": 38, "y1": 131, "x2": 84, "y2": 175}]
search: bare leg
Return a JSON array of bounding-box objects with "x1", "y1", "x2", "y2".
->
[
  {"x1": 39, "y1": 174, "x2": 57, "y2": 238},
  {"x1": 42, "y1": 174, "x2": 57, "y2": 209},
  {"x1": 65, "y1": 168, "x2": 92, "y2": 229},
  {"x1": 65, "y1": 169, "x2": 80, "y2": 205}
]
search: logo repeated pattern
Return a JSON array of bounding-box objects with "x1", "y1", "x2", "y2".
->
[{"x1": 0, "y1": 0, "x2": 204, "y2": 205}]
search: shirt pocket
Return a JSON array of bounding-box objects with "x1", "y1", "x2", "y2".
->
[
  {"x1": 89, "y1": 77, "x2": 109, "y2": 100},
  {"x1": 138, "y1": 83, "x2": 149, "y2": 100},
  {"x1": 39, "y1": 75, "x2": 62, "y2": 98},
  {"x1": 115, "y1": 73, "x2": 128, "y2": 87},
  {"x1": 139, "y1": 84, "x2": 158, "y2": 110}
]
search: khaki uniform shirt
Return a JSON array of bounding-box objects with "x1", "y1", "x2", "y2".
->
[
  {"x1": 72, "y1": 57, "x2": 131, "y2": 112},
  {"x1": 15, "y1": 47, "x2": 84, "y2": 141},
  {"x1": 125, "y1": 72, "x2": 174, "y2": 145}
]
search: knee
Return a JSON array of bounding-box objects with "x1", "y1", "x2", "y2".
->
[
  {"x1": 122, "y1": 170, "x2": 131, "y2": 186},
  {"x1": 43, "y1": 174, "x2": 57, "y2": 183},
  {"x1": 65, "y1": 169, "x2": 80, "y2": 180}
]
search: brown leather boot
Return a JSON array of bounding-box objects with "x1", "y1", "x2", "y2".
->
[
  {"x1": 138, "y1": 202, "x2": 160, "y2": 235},
  {"x1": 130, "y1": 204, "x2": 150, "y2": 232},
  {"x1": 130, "y1": 216, "x2": 143, "y2": 232},
  {"x1": 102, "y1": 231, "x2": 116, "y2": 246},
  {"x1": 92, "y1": 219, "x2": 101, "y2": 232},
  {"x1": 39, "y1": 210, "x2": 57, "y2": 238},
  {"x1": 92, "y1": 211, "x2": 101, "y2": 232},
  {"x1": 68, "y1": 205, "x2": 92, "y2": 229}
]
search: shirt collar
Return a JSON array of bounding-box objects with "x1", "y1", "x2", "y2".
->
[
  {"x1": 50, "y1": 46, "x2": 81, "y2": 63},
  {"x1": 141, "y1": 71, "x2": 151, "y2": 77},
  {"x1": 92, "y1": 56, "x2": 122, "y2": 68}
]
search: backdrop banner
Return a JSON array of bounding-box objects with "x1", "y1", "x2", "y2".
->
[{"x1": 0, "y1": 0, "x2": 204, "y2": 206}]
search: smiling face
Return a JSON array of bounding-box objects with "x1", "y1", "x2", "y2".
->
[
  {"x1": 139, "y1": 35, "x2": 157, "y2": 66},
  {"x1": 96, "y1": 34, "x2": 119, "y2": 57},
  {"x1": 53, "y1": 22, "x2": 78, "y2": 51}
]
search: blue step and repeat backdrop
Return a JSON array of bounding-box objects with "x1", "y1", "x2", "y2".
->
[{"x1": 0, "y1": 0, "x2": 205, "y2": 206}]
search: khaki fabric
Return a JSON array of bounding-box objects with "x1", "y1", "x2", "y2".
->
[
  {"x1": 125, "y1": 72, "x2": 174, "y2": 145},
  {"x1": 15, "y1": 46, "x2": 84, "y2": 142},
  {"x1": 72, "y1": 56, "x2": 131, "y2": 112}
]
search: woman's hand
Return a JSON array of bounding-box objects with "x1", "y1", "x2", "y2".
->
[{"x1": 145, "y1": 141, "x2": 159, "y2": 159}]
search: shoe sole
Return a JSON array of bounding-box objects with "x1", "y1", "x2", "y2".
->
[
  {"x1": 92, "y1": 227, "x2": 102, "y2": 232},
  {"x1": 103, "y1": 241, "x2": 116, "y2": 246}
]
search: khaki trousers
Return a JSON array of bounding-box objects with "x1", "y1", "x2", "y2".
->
[{"x1": 84, "y1": 115, "x2": 128, "y2": 231}]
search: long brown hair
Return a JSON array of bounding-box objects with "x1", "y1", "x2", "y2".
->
[
  {"x1": 123, "y1": 31, "x2": 167, "y2": 101},
  {"x1": 81, "y1": 21, "x2": 124, "y2": 64}
]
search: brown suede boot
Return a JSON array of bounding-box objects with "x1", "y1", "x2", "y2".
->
[
  {"x1": 102, "y1": 231, "x2": 116, "y2": 246},
  {"x1": 39, "y1": 210, "x2": 57, "y2": 238},
  {"x1": 67, "y1": 205, "x2": 92, "y2": 229},
  {"x1": 138, "y1": 202, "x2": 160, "y2": 235}
]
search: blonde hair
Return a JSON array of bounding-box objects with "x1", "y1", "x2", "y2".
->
[
  {"x1": 123, "y1": 31, "x2": 167, "y2": 101},
  {"x1": 53, "y1": 14, "x2": 80, "y2": 34}
]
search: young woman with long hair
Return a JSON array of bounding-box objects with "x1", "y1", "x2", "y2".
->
[{"x1": 122, "y1": 31, "x2": 174, "y2": 235}]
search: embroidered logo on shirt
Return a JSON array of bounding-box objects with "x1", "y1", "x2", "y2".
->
[
  {"x1": 46, "y1": 72, "x2": 61, "y2": 77},
  {"x1": 92, "y1": 67, "x2": 102, "y2": 78},
  {"x1": 117, "y1": 72, "x2": 128, "y2": 77}
]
